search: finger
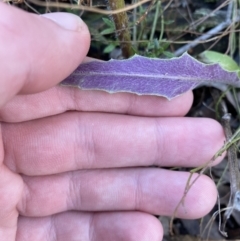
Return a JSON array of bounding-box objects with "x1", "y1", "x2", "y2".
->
[
  {"x1": 0, "y1": 86, "x2": 193, "y2": 122},
  {"x1": 17, "y1": 211, "x2": 162, "y2": 241},
  {"x1": 3, "y1": 112, "x2": 225, "y2": 175},
  {"x1": 18, "y1": 168, "x2": 216, "y2": 219},
  {"x1": 0, "y1": 126, "x2": 23, "y2": 240},
  {"x1": 0, "y1": 3, "x2": 90, "y2": 107},
  {"x1": 0, "y1": 166, "x2": 21, "y2": 241}
]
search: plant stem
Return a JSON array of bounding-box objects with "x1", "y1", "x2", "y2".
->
[
  {"x1": 158, "y1": 0, "x2": 164, "y2": 43},
  {"x1": 108, "y1": 0, "x2": 134, "y2": 58},
  {"x1": 146, "y1": 0, "x2": 159, "y2": 52},
  {"x1": 132, "y1": 0, "x2": 137, "y2": 46}
]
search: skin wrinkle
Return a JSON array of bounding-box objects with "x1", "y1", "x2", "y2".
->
[
  {"x1": 134, "y1": 170, "x2": 143, "y2": 211},
  {"x1": 19, "y1": 60, "x2": 31, "y2": 98},
  {"x1": 126, "y1": 94, "x2": 138, "y2": 115},
  {"x1": 56, "y1": 85, "x2": 69, "y2": 113},
  {"x1": 24, "y1": 44, "x2": 35, "y2": 91},
  {"x1": 18, "y1": 177, "x2": 33, "y2": 216},
  {"x1": 16, "y1": 183, "x2": 26, "y2": 216},
  {"x1": 73, "y1": 115, "x2": 82, "y2": 170},
  {"x1": 76, "y1": 114, "x2": 96, "y2": 169},
  {"x1": 67, "y1": 87, "x2": 86, "y2": 112},
  {"x1": 1, "y1": 129, "x2": 14, "y2": 171},
  {"x1": 153, "y1": 118, "x2": 165, "y2": 167},
  {"x1": 49, "y1": 215, "x2": 57, "y2": 241},
  {"x1": 85, "y1": 120, "x2": 97, "y2": 169},
  {"x1": 88, "y1": 213, "x2": 95, "y2": 241},
  {"x1": 168, "y1": 121, "x2": 186, "y2": 165},
  {"x1": 10, "y1": 139, "x2": 19, "y2": 174},
  {"x1": 174, "y1": 122, "x2": 189, "y2": 164},
  {"x1": 67, "y1": 171, "x2": 82, "y2": 210},
  {"x1": 0, "y1": 125, "x2": 3, "y2": 164},
  {"x1": 66, "y1": 172, "x2": 75, "y2": 210},
  {"x1": 69, "y1": 85, "x2": 82, "y2": 112}
]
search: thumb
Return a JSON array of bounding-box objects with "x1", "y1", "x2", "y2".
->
[{"x1": 0, "y1": 3, "x2": 90, "y2": 107}]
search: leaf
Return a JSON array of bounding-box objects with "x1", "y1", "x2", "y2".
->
[
  {"x1": 61, "y1": 53, "x2": 240, "y2": 100},
  {"x1": 199, "y1": 50, "x2": 240, "y2": 74},
  {"x1": 102, "y1": 17, "x2": 115, "y2": 28},
  {"x1": 100, "y1": 28, "x2": 115, "y2": 35},
  {"x1": 101, "y1": 18, "x2": 115, "y2": 35},
  {"x1": 103, "y1": 44, "x2": 117, "y2": 54}
]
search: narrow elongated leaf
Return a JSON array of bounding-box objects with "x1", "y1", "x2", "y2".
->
[{"x1": 61, "y1": 53, "x2": 240, "y2": 100}]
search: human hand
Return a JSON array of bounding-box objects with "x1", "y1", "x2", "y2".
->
[{"x1": 0, "y1": 3, "x2": 225, "y2": 240}]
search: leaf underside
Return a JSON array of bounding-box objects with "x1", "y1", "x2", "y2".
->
[{"x1": 61, "y1": 53, "x2": 240, "y2": 100}]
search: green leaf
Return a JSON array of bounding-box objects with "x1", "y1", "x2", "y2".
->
[
  {"x1": 199, "y1": 51, "x2": 240, "y2": 72},
  {"x1": 163, "y1": 51, "x2": 175, "y2": 58},
  {"x1": 103, "y1": 44, "x2": 116, "y2": 54},
  {"x1": 100, "y1": 28, "x2": 115, "y2": 35},
  {"x1": 102, "y1": 17, "x2": 115, "y2": 28}
]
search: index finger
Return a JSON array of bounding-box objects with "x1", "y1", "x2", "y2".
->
[{"x1": 0, "y1": 87, "x2": 193, "y2": 122}]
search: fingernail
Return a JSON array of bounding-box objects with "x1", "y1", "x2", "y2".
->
[{"x1": 41, "y1": 12, "x2": 86, "y2": 31}]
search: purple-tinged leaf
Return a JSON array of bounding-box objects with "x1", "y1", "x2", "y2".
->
[{"x1": 61, "y1": 53, "x2": 240, "y2": 100}]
